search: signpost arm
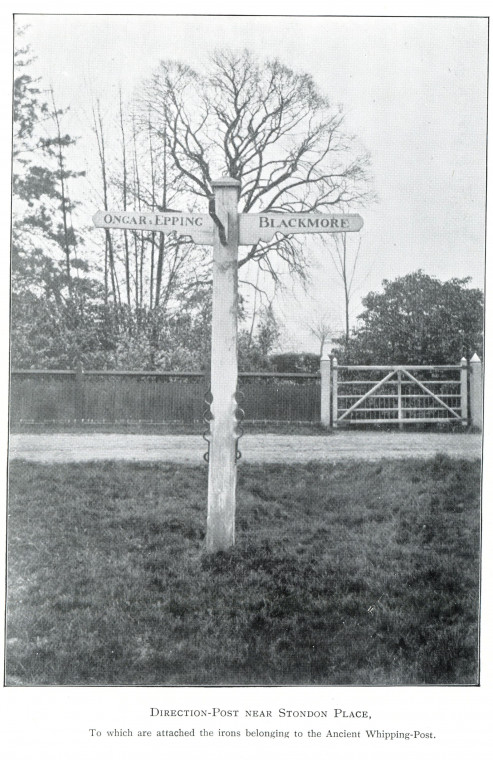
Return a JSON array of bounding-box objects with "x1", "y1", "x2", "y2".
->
[{"x1": 206, "y1": 177, "x2": 241, "y2": 552}]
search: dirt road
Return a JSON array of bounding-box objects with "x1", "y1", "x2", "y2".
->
[{"x1": 9, "y1": 431, "x2": 482, "y2": 464}]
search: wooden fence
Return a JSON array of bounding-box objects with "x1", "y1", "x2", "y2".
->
[
  {"x1": 9, "y1": 368, "x2": 321, "y2": 425},
  {"x1": 10, "y1": 355, "x2": 482, "y2": 428}
]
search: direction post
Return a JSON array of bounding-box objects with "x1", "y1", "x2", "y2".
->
[
  {"x1": 206, "y1": 178, "x2": 241, "y2": 552},
  {"x1": 93, "y1": 183, "x2": 363, "y2": 553}
]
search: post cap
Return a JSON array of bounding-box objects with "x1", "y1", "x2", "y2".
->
[
  {"x1": 211, "y1": 176, "x2": 241, "y2": 189},
  {"x1": 470, "y1": 353, "x2": 481, "y2": 363}
]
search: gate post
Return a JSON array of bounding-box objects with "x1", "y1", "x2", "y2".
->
[
  {"x1": 469, "y1": 353, "x2": 483, "y2": 430},
  {"x1": 75, "y1": 360, "x2": 84, "y2": 424},
  {"x1": 460, "y1": 357, "x2": 468, "y2": 426},
  {"x1": 320, "y1": 352, "x2": 332, "y2": 427},
  {"x1": 332, "y1": 355, "x2": 338, "y2": 428}
]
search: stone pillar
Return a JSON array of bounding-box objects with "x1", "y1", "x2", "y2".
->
[
  {"x1": 332, "y1": 356, "x2": 339, "y2": 428},
  {"x1": 206, "y1": 177, "x2": 241, "y2": 552},
  {"x1": 469, "y1": 353, "x2": 483, "y2": 430},
  {"x1": 75, "y1": 360, "x2": 84, "y2": 424},
  {"x1": 320, "y1": 352, "x2": 332, "y2": 427}
]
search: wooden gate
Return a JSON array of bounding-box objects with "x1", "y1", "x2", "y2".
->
[{"x1": 332, "y1": 361, "x2": 468, "y2": 427}]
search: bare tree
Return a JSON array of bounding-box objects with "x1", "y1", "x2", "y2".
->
[
  {"x1": 119, "y1": 90, "x2": 132, "y2": 307},
  {"x1": 307, "y1": 314, "x2": 336, "y2": 357},
  {"x1": 48, "y1": 88, "x2": 74, "y2": 290},
  {"x1": 327, "y1": 231, "x2": 363, "y2": 347},
  {"x1": 92, "y1": 100, "x2": 121, "y2": 308},
  {"x1": 92, "y1": 95, "x2": 210, "y2": 317},
  {"x1": 141, "y1": 50, "x2": 373, "y2": 286}
]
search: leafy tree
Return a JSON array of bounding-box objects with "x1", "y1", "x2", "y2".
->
[
  {"x1": 10, "y1": 286, "x2": 119, "y2": 369},
  {"x1": 12, "y1": 34, "x2": 86, "y2": 298},
  {"x1": 101, "y1": 292, "x2": 280, "y2": 372},
  {"x1": 11, "y1": 30, "x2": 105, "y2": 368},
  {"x1": 339, "y1": 270, "x2": 483, "y2": 365}
]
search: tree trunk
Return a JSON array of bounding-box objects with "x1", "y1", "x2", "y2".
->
[
  {"x1": 119, "y1": 91, "x2": 132, "y2": 307},
  {"x1": 50, "y1": 88, "x2": 72, "y2": 293}
]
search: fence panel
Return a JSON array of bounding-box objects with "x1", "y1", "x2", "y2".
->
[
  {"x1": 10, "y1": 371, "x2": 77, "y2": 423},
  {"x1": 239, "y1": 373, "x2": 320, "y2": 422},
  {"x1": 10, "y1": 369, "x2": 320, "y2": 425},
  {"x1": 81, "y1": 372, "x2": 206, "y2": 423}
]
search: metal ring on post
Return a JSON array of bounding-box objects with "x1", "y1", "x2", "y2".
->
[
  {"x1": 234, "y1": 389, "x2": 245, "y2": 461},
  {"x1": 203, "y1": 388, "x2": 214, "y2": 463}
]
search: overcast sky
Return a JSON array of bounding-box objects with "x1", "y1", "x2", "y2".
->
[{"x1": 19, "y1": 14, "x2": 488, "y2": 352}]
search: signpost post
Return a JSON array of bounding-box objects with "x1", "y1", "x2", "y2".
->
[
  {"x1": 93, "y1": 179, "x2": 363, "y2": 553},
  {"x1": 206, "y1": 178, "x2": 241, "y2": 551}
]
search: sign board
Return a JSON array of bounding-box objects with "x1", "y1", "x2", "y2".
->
[
  {"x1": 239, "y1": 212, "x2": 364, "y2": 244},
  {"x1": 94, "y1": 210, "x2": 363, "y2": 247},
  {"x1": 93, "y1": 210, "x2": 213, "y2": 244}
]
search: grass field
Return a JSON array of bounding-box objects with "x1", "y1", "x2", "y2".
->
[{"x1": 6, "y1": 456, "x2": 480, "y2": 685}]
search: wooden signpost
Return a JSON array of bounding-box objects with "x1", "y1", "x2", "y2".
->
[
  {"x1": 93, "y1": 178, "x2": 364, "y2": 552},
  {"x1": 239, "y1": 212, "x2": 363, "y2": 244},
  {"x1": 92, "y1": 210, "x2": 214, "y2": 244}
]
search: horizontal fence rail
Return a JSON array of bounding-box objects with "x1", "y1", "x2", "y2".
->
[{"x1": 10, "y1": 369, "x2": 320, "y2": 425}]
